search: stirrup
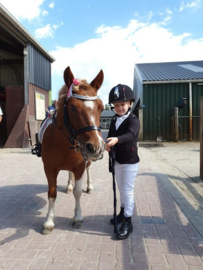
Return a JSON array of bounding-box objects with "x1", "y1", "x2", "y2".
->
[{"x1": 31, "y1": 143, "x2": 41, "y2": 157}]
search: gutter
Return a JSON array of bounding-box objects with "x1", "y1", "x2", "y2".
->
[{"x1": 143, "y1": 79, "x2": 203, "y2": 84}]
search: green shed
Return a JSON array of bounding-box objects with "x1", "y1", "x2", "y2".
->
[{"x1": 133, "y1": 61, "x2": 203, "y2": 142}]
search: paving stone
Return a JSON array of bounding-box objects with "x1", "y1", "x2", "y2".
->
[
  {"x1": 141, "y1": 217, "x2": 165, "y2": 224},
  {"x1": 166, "y1": 254, "x2": 188, "y2": 269},
  {"x1": 187, "y1": 266, "x2": 203, "y2": 270},
  {"x1": 0, "y1": 258, "x2": 16, "y2": 270},
  {"x1": 147, "y1": 244, "x2": 180, "y2": 254},
  {"x1": 10, "y1": 259, "x2": 32, "y2": 270},
  {"x1": 116, "y1": 263, "x2": 150, "y2": 270}
]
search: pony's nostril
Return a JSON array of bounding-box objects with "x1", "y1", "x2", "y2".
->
[{"x1": 86, "y1": 143, "x2": 95, "y2": 153}]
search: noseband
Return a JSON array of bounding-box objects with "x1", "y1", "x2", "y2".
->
[{"x1": 63, "y1": 94, "x2": 101, "y2": 150}]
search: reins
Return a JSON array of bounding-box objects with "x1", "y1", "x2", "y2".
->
[
  {"x1": 108, "y1": 116, "x2": 118, "y2": 234},
  {"x1": 110, "y1": 146, "x2": 118, "y2": 234}
]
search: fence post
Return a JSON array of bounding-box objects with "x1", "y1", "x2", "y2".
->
[
  {"x1": 200, "y1": 97, "x2": 203, "y2": 180},
  {"x1": 174, "y1": 107, "x2": 179, "y2": 142}
]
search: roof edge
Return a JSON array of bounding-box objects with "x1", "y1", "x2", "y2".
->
[
  {"x1": 135, "y1": 60, "x2": 203, "y2": 65},
  {"x1": 143, "y1": 79, "x2": 203, "y2": 84},
  {"x1": 0, "y1": 3, "x2": 55, "y2": 62}
]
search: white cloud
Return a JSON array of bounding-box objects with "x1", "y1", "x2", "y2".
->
[
  {"x1": 49, "y1": 3, "x2": 54, "y2": 9},
  {"x1": 0, "y1": 0, "x2": 45, "y2": 21},
  {"x1": 35, "y1": 24, "x2": 53, "y2": 38},
  {"x1": 146, "y1": 11, "x2": 154, "y2": 20},
  {"x1": 179, "y1": 0, "x2": 201, "y2": 12},
  {"x1": 166, "y1": 8, "x2": 172, "y2": 15},
  {"x1": 35, "y1": 22, "x2": 63, "y2": 39},
  {"x1": 159, "y1": 15, "x2": 172, "y2": 25},
  {"x1": 1, "y1": 0, "x2": 62, "y2": 38},
  {"x1": 50, "y1": 20, "x2": 203, "y2": 104},
  {"x1": 42, "y1": 10, "x2": 48, "y2": 16},
  {"x1": 53, "y1": 22, "x2": 63, "y2": 30},
  {"x1": 134, "y1": 11, "x2": 154, "y2": 22},
  {"x1": 158, "y1": 8, "x2": 172, "y2": 25}
]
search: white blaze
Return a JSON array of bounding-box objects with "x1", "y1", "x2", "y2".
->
[
  {"x1": 84, "y1": 100, "x2": 103, "y2": 147},
  {"x1": 84, "y1": 100, "x2": 94, "y2": 110}
]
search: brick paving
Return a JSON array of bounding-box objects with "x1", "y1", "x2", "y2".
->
[{"x1": 0, "y1": 142, "x2": 203, "y2": 270}]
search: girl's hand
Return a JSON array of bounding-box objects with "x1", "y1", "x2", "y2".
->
[{"x1": 105, "y1": 137, "x2": 118, "y2": 152}]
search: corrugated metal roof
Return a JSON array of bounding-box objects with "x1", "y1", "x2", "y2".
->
[{"x1": 135, "y1": 60, "x2": 203, "y2": 82}]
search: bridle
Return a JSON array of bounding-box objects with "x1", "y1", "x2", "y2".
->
[
  {"x1": 64, "y1": 93, "x2": 101, "y2": 145},
  {"x1": 52, "y1": 93, "x2": 102, "y2": 160}
]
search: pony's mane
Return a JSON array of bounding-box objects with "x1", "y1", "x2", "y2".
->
[{"x1": 58, "y1": 79, "x2": 89, "y2": 102}]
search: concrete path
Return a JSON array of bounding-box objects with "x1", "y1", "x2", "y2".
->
[{"x1": 0, "y1": 142, "x2": 203, "y2": 270}]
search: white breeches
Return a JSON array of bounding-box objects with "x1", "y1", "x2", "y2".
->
[{"x1": 115, "y1": 162, "x2": 139, "y2": 218}]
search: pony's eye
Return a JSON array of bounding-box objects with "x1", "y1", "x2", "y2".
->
[
  {"x1": 70, "y1": 105, "x2": 77, "y2": 112},
  {"x1": 79, "y1": 85, "x2": 86, "y2": 90}
]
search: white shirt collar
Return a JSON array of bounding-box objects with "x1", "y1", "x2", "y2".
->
[{"x1": 115, "y1": 111, "x2": 130, "y2": 130}]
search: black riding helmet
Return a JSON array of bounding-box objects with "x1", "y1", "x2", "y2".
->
[{"x1": 108, "y1": 84, "x2": 135, "y2": 104}]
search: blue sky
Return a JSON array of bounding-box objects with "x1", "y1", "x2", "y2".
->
[{"x1": 1, "y1": 0, "x2": 203, "y2": 104}]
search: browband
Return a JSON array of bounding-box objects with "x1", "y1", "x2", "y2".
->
[{"x1": 71, "y1": 94, "x2": 99, "y2": 100}]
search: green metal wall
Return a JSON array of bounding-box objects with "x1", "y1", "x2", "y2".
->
[
  {"x1": 143, "y1": 83, "x2": 203, "y2": 141},
  {"x1": 192, "y1": 83, "x2": 203, "y2": 140}
]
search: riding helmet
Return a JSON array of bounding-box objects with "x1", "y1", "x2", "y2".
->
[{"x1": 108, "y1": 84, "x2": 135, "y2": 104}]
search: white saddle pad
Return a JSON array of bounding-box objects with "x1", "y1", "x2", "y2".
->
[{"x1": 38, "y1": 116, "x2": 53, "y2": 143}]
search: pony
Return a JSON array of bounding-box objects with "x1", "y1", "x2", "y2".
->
[
  {"x1": 66, "y1": 161, "x2": 93, "y2": 194},
  {"x1": 41, "y1": 66, "x2": 105, "y2": 235}
]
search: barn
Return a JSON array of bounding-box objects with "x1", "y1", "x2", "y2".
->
[
  {"x1": 133, "y1": 60, "x2": 203, "y2": 142},
  {"x1": 0, "y1": 4, "x2": 55, "y2": 148}
]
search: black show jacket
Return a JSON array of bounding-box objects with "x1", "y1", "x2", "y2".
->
[{"x1": 108, "y1": 113, "x2": 140, "y2": 164}]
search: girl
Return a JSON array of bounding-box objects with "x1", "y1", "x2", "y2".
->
[{"x1": 106, "y1": 84, "x2": 140, "y2": 240}]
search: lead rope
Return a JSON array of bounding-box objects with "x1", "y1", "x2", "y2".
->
[{"x1": 111, "y1": 146, "x2": 118, "y2": 234}]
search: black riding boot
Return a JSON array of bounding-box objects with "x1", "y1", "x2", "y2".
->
[
  {"x1": 116, "y1": 216, "x2": 133, "y2": 240},
  {"x1": 110, "y1": 207, "x2": 124, "y2": 225}
]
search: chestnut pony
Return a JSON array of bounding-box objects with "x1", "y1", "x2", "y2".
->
[{"x1": 41, "y1": 66, "x2": 105, "y2": 235}]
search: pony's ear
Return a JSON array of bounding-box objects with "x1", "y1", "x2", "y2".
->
[
  {"x1": 90, "y1": 70, "x2": 104, "y2": 91},
  {"x1": 64, "y1": 66, "x2": 74, "y2": 88}
]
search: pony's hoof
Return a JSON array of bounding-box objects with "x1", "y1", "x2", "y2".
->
[
  {"x1": 42, "y1": 227, "x2": 53, "y2": 235},
  {"x1": 87, "y1": 188, "x2": 93, "y2": 194},
  {"x1": 66, "y1": 188, "x2": 73, "y2": 194},
  {"x1": 72, "y1": 221, "x2": 83, "y2": 229}
]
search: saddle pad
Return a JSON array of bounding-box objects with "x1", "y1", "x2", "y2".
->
[{"x1": 38, "y1": 116, "x2": 53, "y2": 143}]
